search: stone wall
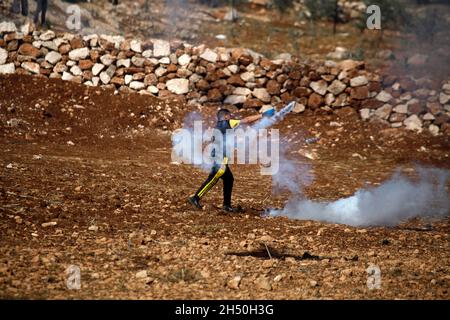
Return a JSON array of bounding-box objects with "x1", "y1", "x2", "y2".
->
[{"x1": 0, "y1": 21, "x2": 449, "y2": 135}]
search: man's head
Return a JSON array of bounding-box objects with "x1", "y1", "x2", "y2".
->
[{"x1": 217, "y1": 108, "x2": 232, "y2": 121}]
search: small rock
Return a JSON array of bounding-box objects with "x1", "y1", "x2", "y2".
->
[
  {"x1": 62, "y1": 72, "x2": 74, "y2": 81},
  {"x1": 0, "y1": 22, "x2": 17, "y2": 34},
  {"x1": 135, "y1": 270, "x2": 147, "y2": 278},
  {"x1": 404, "y1": 114, "x2": 423, "y2": 132},
  {"x1": 273, "y1": 274, "x2": 284, "y2": 282},
  {"x1": 224, "y1": 95, "x2": 246, "y2": 105},
  {"x1": 309, "y1": 280, "x2": 318, "y2": 287},
  {"x1": 21, "y1": 62, "x2": 40, "y2": 74},
  {"x1": 68, "y1": 48, "x2": 90, "y2": 61},
  {"x1": 310, "y1": 80, "x2": 328, "y2": 96},
  {"x1": 45, "y1": 51, "x2": 62, "y2": 65},
  {"x1": 130, "y1": 40, "x2": 142, "y2": 53},
  {"x1": 439, "y1": 92, "x2": 450, "y2": 105},
  {"x1": 350, "y1": 76, "x2": 368, "y2": 87},
  {"x1": 376, "y1": 90, "x2": 393, "y2": 103},
  {"x1": 99, "y1": 71, "x2": 111, "y2": 84},
  {"x1": 200, "y1": 49, "x2": 218, "y2": 63},
  {"x1": 0, "y1": 48, "x2": 8, "y2": 65},
  {"x1": 100, "y1": 54, "x2": 115, "y2": 66},
  {"x1": 166, "y1": 78, "x2": 189, "y2": 95},
  {"x1": 178, "y1": 54, "x2": 191, "y2": 66},
  {"x1": 41, "y1": 222, "x2": 57, "y2": 228},
  {"x1": 0, "y1": 63, "x2": 15, "y2": 74},
  {"x1": 117, "y1": 59, "x2": 131, "y2": 68},
  {"x1": 70, "y1": 65, "x2": 82, "y2": 76},
  {"x1": 252, "y1": 88, "x2": 271, "y2": 103},
  {"x1": 374, "y1": 104, "x2": 392, "y2": 120},
  {"x1": 428, "y1": 124, "x2": 439, "y2": 136},
  {"x1": 233, "y1": 87, "x2": 251, "y2": 97},
  {"x1": 130, "y1": 81, "x2": 145, "y2": 90},
  {"x1": 360, "y1": 108, "x2": 370, "y2": 120},
  {"x1": 142, "y1": 49, "x2": 152, "y2": 58},
  {"x1": 292, "y1": 102, "x2": 305, "y2": 113},
  {"x1": 327, "y1": 80, "x2": 346, "y2": 95},
  {"x1": 88, "y1": 225, "x2": 98, "y2": 232},
  {"x1": 39, "y1": 30, "x2": 55, "y2": 41},
  {"x1": 240, "y1": 71, "x2": 255, "y2": 82},
  {"x1": 227, "y1": 276, "x2": 241, "y2": 290},
  {"x1": 153, "y1": 39, "x2": 170, "y2": 57},
  {"x1": 255, "y1": 276, "x2": 272, "y2": 291},
  {"x1": 92, "y1": 63, "x2": 105, "y2": 76},
  {"x1": 393, "y1": 104, "x2": 408, "y2": 114}
]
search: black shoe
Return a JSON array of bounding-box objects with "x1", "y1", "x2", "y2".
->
[
  {"x1": 223, "y1": 205, "x2": 239, "y2": 213},
  {"x1": 188, "y1": 196, "x2": 202, "y2": 209}
]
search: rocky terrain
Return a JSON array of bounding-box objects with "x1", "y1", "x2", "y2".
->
[
  {"x1": 0, "y1": 3, "x2": 449, "y2": 300},
  {"x1": 0, "y1": 73, "x2": 449, "y2": 299},
  {"x1": 1, "y1": 21, "x2": 449, "y2": 136}
]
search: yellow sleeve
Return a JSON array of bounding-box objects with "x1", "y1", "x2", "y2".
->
[{"x1": 229, "y1": 119, "x2": 241, "y2": 129}]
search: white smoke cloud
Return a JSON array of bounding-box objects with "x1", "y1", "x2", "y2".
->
[{"x1": 270, "y1": 167, "x2": 449, "y2": 227}]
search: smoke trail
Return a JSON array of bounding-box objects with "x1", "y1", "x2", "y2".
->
[{"x1": 270, "y1": 167, "x2": 449, "y2": 227}]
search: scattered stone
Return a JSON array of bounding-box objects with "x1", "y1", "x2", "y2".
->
[
  {"x1": 292, "y1": 102, "x2": 305, "y2": 113},
  {"x1": 310, "y1": 80, "x2": 328, "y2": 96},
  {"x1": 200, "y1": 49, "x2": 218, "y2": 63},
  {"x1": 404, "y1": 114, "x2": 423, "y2": 132},
  {"x1": 166, "y1": 78, "x2": 189, "y2": 94},
  {"x1": 100, "y1": 54, "x2": 115, "y2": 66},
  {"x1": 374, "y1": 104, "x2": 392, "y2": 120},
  {"x1": 88, "y1": 225, "x2": 98, "y2": 231},
  {"x1": 0, "y1": 63, "x2": 15, "y2": 74},
  {"x1": 376, "y1": 90, "x2": 393, "y2": 103},
  {"x1": 135, "y1": 270, "x2": 147, "y2": 278},
  {"x1": 227, "y1": 276, "x2": 241, "y2": 290},
  {"x1": 255, "y1": 276, "x2": 272, "y2": 291},
  {"x1": 69, "y1": 48, "x2": 90, "y2": 61},
  {"x1": 350, "y1": 75, "x2": 368, "y2": 87},
  {"x1": 92, "y1": 63, "x2": 105, "y2": 76},
  {"x1": 224, "y1": 95, "x2": 246, "y2": 105},
  {"x1": 21, "y1": 62, "x2": 40, "y2": 74},
  {"x1": 45, "y1": 51, "x2": 62, "y2": 64},
  {"x1": 439, "y1": 93, "x2": 450, "y2": 105},
  {"x1": 0, "y1": 22, "x2": 17, "y2": 34},
  {"x1": 41, "y1": 222, "x2": 57, "y2": 228},
  {"x1": 0, "y1": 48, "x2": 7, "y2": 65},
  {"x1": 130, "y1": 40, "x2": 142, "y2": 53},
  {"x1": 360, "y1": 108, "x2": 370, "y2": 120},
  {"x1": 428, "y1": 124, "x2": 439, "y2": 136},
  {"x1": 393, "y1": 104, "x2": 408, "y2": 114},
  {"x1": 130, "y1": 81, "x2": 145, "y2": 90},
  {"x1": 327, "y1": 80, "x2": 346, "y2": 95},
  {"x1": 153, "y1": 40, "x2": 170, "y2": 57},
  {"x1": 252, "y1": 88, "x2": 271, "y2": 103}
]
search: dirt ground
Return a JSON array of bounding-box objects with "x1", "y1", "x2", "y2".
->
[{"x1": 0, "y1": 74, "x2": 449, "y2": 299}]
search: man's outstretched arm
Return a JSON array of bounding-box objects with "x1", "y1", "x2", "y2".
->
[{"x1": 240, "y1": 114, "x2": 262, "y2": 124}]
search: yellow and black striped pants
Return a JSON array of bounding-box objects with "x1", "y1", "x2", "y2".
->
[{"x1": 194, "y1": 157, "x2": 234, "y2": 206}]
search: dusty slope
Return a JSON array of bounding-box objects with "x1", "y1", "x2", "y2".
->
[{"x1": 0, "y1": 74, "x2": 449, "y2": 299}]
